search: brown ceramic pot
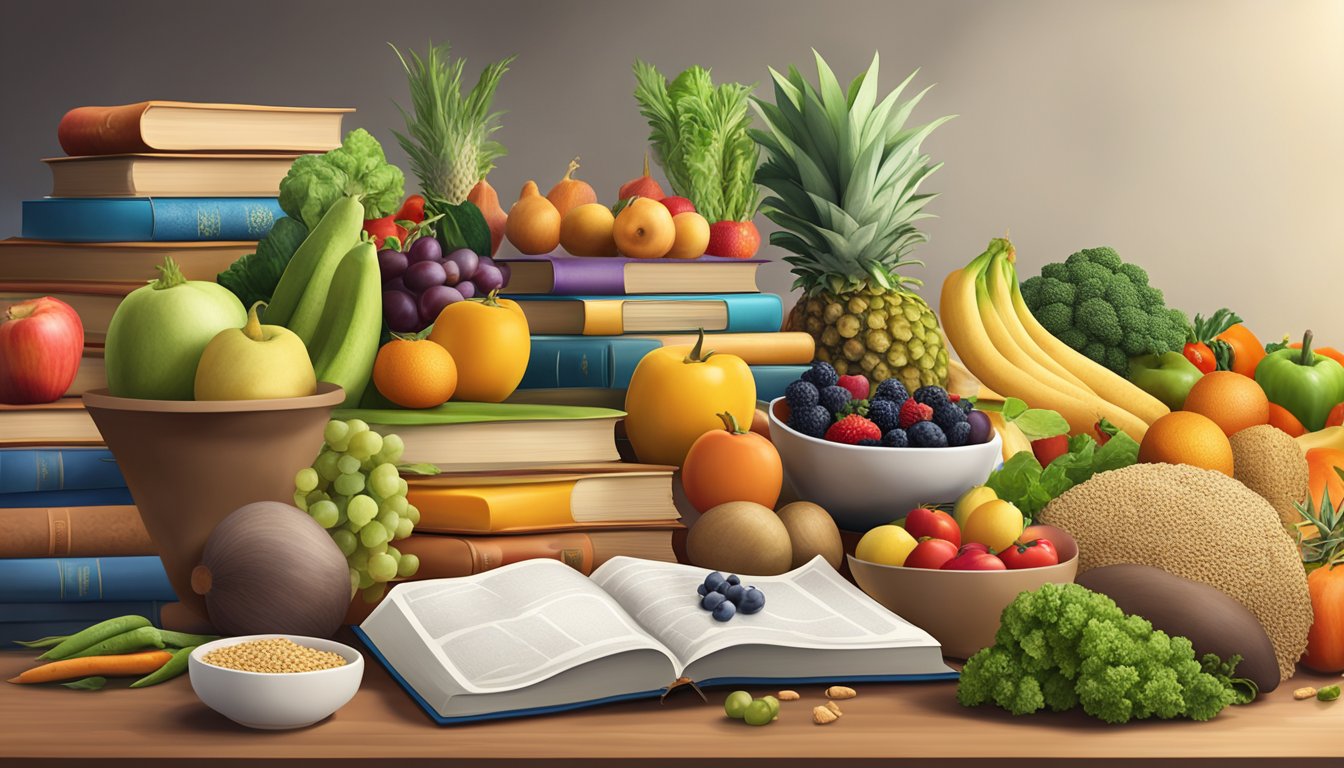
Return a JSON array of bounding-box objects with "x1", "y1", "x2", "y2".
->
[{"x1": 83, "y1": 384, "x2": 345, "y2": 624}]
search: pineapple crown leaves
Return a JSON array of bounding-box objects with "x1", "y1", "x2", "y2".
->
[
  {"x1": 390, "y1": 42, "x2": 515, "y2": 205},
  {"x1": 1298, "y1": 468, "x2": 1344, "y2": 569},
  {"x1": 749, "y1": 50, "x2": 954, "y2": 296}
]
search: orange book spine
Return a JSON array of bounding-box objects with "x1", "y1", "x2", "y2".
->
[
  {"x1": 0, "y1": 505, "x2": 154, "y2": 557},
  {"x1": 58, "y1": 103, "x2": 153, "y2": 156}
]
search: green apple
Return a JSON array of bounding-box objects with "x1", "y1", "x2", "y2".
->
[
  {"x1": 1127, "y1": 351, "x2": 1203, "y2": 410},
  {"x1": 194, "y1": 302, "x2": 317, "y2": 400}
]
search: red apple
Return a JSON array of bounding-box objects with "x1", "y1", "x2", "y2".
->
[
  {"x1": 705, "y1": 220, "x2": 761, "y2": 259},
  {"x1": 941, "y1": 544, "x2": 1006, "y2": 571},
  {"x1": 660, "y1": 196, "x2": 696, "y2": 217},
  {"x1": 0, "y1": 297, "x2": 84, "y2": 404},
  {"x1": 903, "y1": 507, "x2": 961, "y2": 547},
  {"x1": 903, "y1": 538, "x2": 959, "y2": 569}
]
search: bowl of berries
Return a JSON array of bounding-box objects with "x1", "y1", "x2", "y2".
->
[{"x1": 768, "y1": 363, "x2": 1002, "y2": 532}]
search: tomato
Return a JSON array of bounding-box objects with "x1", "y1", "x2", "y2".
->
[
  {"x1": 682, "y1": 412, "x2": 783, "y2": 513},
  {"x1": 427, "y1": 295, "x2": 530, "y2": 403},
  {"x1": 1183, "y1": 341, "x2": 1217, "y2": 374},
  {"x1": 903, "y1": 538, "x2": 959, "y2": 570},
  {"x1": 941, "y1": 545, "x2": 1006, "y2": 571},
  {"x1": 624, "y1": 330, "x2": 756, "y2": 467},
  {"x1": 1030, "y1": 435, "x2": 1069, "y2": 467},
  {"x1": 903, "y1": 507, "x2": 961, "y2": 547},
  {"x1": 997, "y1": 537, "x2": 1060, "y2": 569}
]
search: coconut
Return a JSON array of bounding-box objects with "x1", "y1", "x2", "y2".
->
[
  {"x1": 1039, "y1": 463, "x2": 1311, "y2": 682},
  {"x1": 1230, "y1": 424, "x2": 1310, "y2": 529}
]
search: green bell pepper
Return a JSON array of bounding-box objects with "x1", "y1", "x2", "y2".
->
[{"x1": 1255, "y1": 330, "x2": 1344, "y2": 431}]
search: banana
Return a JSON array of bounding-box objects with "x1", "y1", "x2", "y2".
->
[
  {"x1": 940, "y1": 239, "x2": 1135, "y2": 439},
  {"x1": 982, "y1": 248, "x2": 1089, "y2": 390}
]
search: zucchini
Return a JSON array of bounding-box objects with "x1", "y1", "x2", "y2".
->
[
  {"x1": 311, "y1": 241, "x2": 382, "y2": 406},
  {"x1": 264, "y1": 195, "x2": 364, "y2": 343}
]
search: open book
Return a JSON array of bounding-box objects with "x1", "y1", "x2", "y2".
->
[{"x1": 354, "y1": 556, "x2": 956, "y2": 724}]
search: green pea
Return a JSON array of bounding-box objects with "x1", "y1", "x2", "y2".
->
[
  {"x1": 1318, "y1": 685, "x2": 1340, "y2": 702},
  {"x1": 743, "y1": 699, "x2": 775, "y2": 726},
  {"x1": 724, "y1": 690, "x2": 753, "y2": 719},
  {"x1": 130, "y1": 645, "x2": 196, "y2": 688},
  {"x1": 39, "y1": 615, "x2": 151, "y2": 660},
  {"x1": 66, "y1": 626, "x2": 164, "y2": 659},
  {"x1": 762, "y1": 695, "x2": 780, "y2": 719}
]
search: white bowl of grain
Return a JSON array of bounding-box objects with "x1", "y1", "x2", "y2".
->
[{"x1": 188, "y1": 634, "x2": 364, "y2": 730}]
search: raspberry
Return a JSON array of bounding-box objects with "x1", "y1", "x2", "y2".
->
[
  {"x1": 908, "y1": 420, "x2": 948, "y2": 448},
  {"x1": 818, "y1": 385, "x2": 853, "y2": 415},
  {"x1": 872, "y1": 378, "x2": 909, "y2": 406},
  {"x1": 932, "y1": 401, "x2": 967, "y2": 432},
  {"x1": 913, "y1": 385, "x2": 950, "y2": 409},
  {"x1": 785, "y1": 379, "x2": 819, "y2": 410},
  {"x1": 824, "y1": 414, "x2": 882, "y2": 445},
  {"x1": 898, "y1": 398, "x2": 934, "y2": 429},
  {"x1": 867, "y1": 399, "x2": 901, "y2": 434},
  {"x1": 837, "y1": 374, "x2": 870, "y2": 401},
  {"x1": 801, "y1": 361, "x2": 839, "y2": 388},
  {"x1": 788, "y1": 404, "x2": 833, "y2": 439},
  {"x1": 881, "y1": 428, "x2": 909, "y2": 448},
  {"x1": 947, "y1": 421, "x2": 972, "y2": 447}
]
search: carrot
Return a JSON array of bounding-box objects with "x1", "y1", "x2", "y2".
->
[{"x1": 7, "y1": 650, "x2": 172, "y2": 685}]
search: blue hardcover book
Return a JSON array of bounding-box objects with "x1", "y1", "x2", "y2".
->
[
  {"x1": 1, "y1": 607, "x2": 167, "y2": 648},
  {"x1": 505, "y1": 293, "x2": 783, "y2": 335},
  {"x1": 22, "y1": 197, "x2": 283, "y2": 242},
  {"x1": 0, "y1": 557, "x2": 175, "y2": 603},
  {"x1": 0, "y1": 488, "x2": 134, "y2": 508},
  {"x1": 750, "y1": 366, "x2": 811, "y2": 402},
  {"x1": 519, "y1": 337, "x2": 662, "y2": 390},
  {"x1": 0, "y1": 448, "x2": 124, "y2": 495}
]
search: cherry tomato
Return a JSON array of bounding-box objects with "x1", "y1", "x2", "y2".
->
[
  {"x1": 1030, "y1": 434, "x2": 1069, "y2": 467},
  {"x1": 903, "y1": 507, "x2": 961, "y2": 547},
  {"x1": 903, "y1": 538, "x2": 959, "y2": 570},
  {"x1": 997, "y1": 537, "x2": 1060, "y2": 570},
  {"x1": 941, "y1": 544, "x2": 1006, "y2": 571},
  {"x1": 1183, "y1": 341, "x2": 1217, "y2": 374}
]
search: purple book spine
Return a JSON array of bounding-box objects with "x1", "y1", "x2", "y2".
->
[{"x1": 548, "y1": 256, "x2": 627, "y2": 295}]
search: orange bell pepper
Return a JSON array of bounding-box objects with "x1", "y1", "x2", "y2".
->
[
  {"x1": 1308, "y1": 447, "x2": 1344, "y2": 509},
  {"x1": 1216, "y1": 324, "x2": 1265, "y2": 377}
]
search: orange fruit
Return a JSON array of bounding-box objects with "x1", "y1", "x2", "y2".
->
[
  {"x1": 665, "y1": 211, "x2": 710, "y2": 259},
  {"x1": 504, "y1": 180, "x2": 561, "y2": 255},
  {"x1": 613, "y1": 197, "x2": 675, "y2": 258},
  {"x1": 1267, "y1": 402, "x2": 1307, "y2": 437},
  {"x1": 372, "y1": 338, "x2": 457, "y2": 409},
  {"x1": 1138, "y1": 411, "x2": 1235, "y2": 476},
  {"x1": 559, "y1": 203, "x2": 618, "y2": 257},
  {"x1": 1181, "y1": 370, "x2": 1270, "y2": 436}
]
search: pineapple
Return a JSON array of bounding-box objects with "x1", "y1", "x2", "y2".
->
[
  {"x1": 391, "y1": 43, "x2": 514, "y2": 208},
  {"x1": 750, "y1": 52, "x2": 953, "y2": 392}
]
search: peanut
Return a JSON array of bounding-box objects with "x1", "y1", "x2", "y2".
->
[
  {"x1": 825, "y1": 685, "x2": 857, "y2": 699},
  {"x1": 825, "y1": 700, "x2": 843, "y2": 716},
  {"x1": 777, "y1": 690, "x2": 800, "y2": 701},
  {"x1": 1294, "y1": 687, "x2": 1318, "y2": 700},
  {"x1": 812, "y1": 705, "x2": 839, "y2": 724}
]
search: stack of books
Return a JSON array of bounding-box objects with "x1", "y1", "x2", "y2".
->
[
  {"x1": 498, "y1": 252, "x2": 816, "y2": 408},
  {"x1": 342, "y1": 403, "x2": 683, "y2": 623},
  {"x1": 0, "y1": 100, "x2": 351, "y2": 395}
]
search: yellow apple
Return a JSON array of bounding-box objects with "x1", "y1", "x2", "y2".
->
[
  {"x1": 665, "y1": 211, "x2": 710, "y2": 259},
  {"x1": 194, "y1": 302, "x2": 317, "y2": 400},
  {"x1": 953, "y1": 485, "x2": 998, "y2": 528},
  {"x1": 962, "y1": 499, "x2": 1025, "y2": 553},
  {"x1": 855, "y1": 524, "x2": 918, "y2": 566}
]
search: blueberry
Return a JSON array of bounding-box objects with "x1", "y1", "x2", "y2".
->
[
  {"x1": 948, "y1": 421, "x2": 973, "y2": 447},
  {"x1": 704, "y1": 571, "x2": 726, "y2": 592},
  {"x1": 857, "y1": 438, "x2": 881, "y2": 446},
  {"x1": 881, "y1": 429, "x2": 909, "y2": 448},
  {"x1": 726, "y1": 574, "x2": 741, "y2": 586},
  {"x1": 725, "y1": 583, "x2": 746, "y2": 605},
  {"x1": 912, "y1": 385, "x2": 950, "y2": 409},
  {"x1": 697, "y1": 583, "x2": 709, "y2": 596},
  {"x1": 867, "y1": 399, "x2": 900, "y2": 433},
  {"x1": 789, "y1": 404, "x2": 833, "y2": 439},
  {"x1": 932, "y1": 401, "x2": 967, "y2": 432},
  {"x1": 872, "y1": 378, "x2": 910, "y2": 406},
  {"x1": 908, "y1": 420, "x2": 948, "y2": 448},
  {"x1": 715, "y1": 580, "x2": 732, "y2": 595},
  {"x1": 801, "y1": 361, "x2": 838, "y2": 388},
  {"x1": 712, "y1": 600, "x2": 737, "y2": 622},
  {"x1": 702, "y1": 591, "x2": 727, "y2": 611},
  {"x1": 819, "y1": 385, "x2": 852, "y2": 415},
  {"x1": 957, "y1": 399, "x2": 974, "y2": 414},
  {"x1": 785, "y1": 379, "x2": 819, "y2": 410},
  {"x1": 738, "y1": 587, "x2": 765, "y2": 615}
]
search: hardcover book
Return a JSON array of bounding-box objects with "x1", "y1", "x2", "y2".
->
[
  {"x1": 357, "y1": 556, "x2": 954, "y2": 723},
  {"x1": 0, "y1": 556, "x2": 175, "y2": 603},
  {"x1": 0, "y1": 284, "x2": 134, "y2": 344},
  {"x1": 0, "y1": 239, "x2": 256, "y2": 284},
  {"x1": 499, "y1": 253, "x2": 765, "y2": 295},
  {"x1": 0, "y1": 399, "x2": 104, "y2": 447},
  {"x1": 22, "y1": 197, "x2": 284, "y2": 242},
  {"x1": 43, "y1": 153, "x2": 300, "y2": 197},
  {"x1": 0, "y1": 505, "x2": 153, "y2": 558},
  {"x1": 57, "y1": 101, "x2": 350, "y2": 155},
  {"x1": 1, "y1": 601, "x2": 170, "y2": 648},
  {"x1": 0, "y1": 447, "x2": 123, "y2": 494},
  {"x1": 506, "y1": 293, "x2": 783, "y2": 335}
]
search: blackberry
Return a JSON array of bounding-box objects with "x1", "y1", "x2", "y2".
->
[
  {"x1": 957, "y1": 400, "x2": 974, "y2": 414},
  {"x1": 881, "y1": 428, "x2": 909, "y2": 448},
  {"x1": 907, "y1": 420, "x2": 948, "y2": 448},
  {"x1": 872, "y1": 378, "x2": 909, "y2": 406},
  {"x1": 785, "y1": 379, "x2": 819, "y2": 410},
  {"x1": 947, "y1": 421, "x2": 973, "y2": 447},
  {"x1": 857, "y1": 438, "x2": 881, "y2": 447},
  {"x1": 789, "y1": 404, "x2": 833, "y2": 438},
  {"x1": 818, "y1": 385, "x2": 852, "y2": 415},
  {"x1": 801, "y1": 361, "x2": 839, "y2": 389},
  {"x1": 912, "y1": 385, "x2": 950, "y2": 409},
  {"x1": 932, "y1": 401, "x2": 967, "y2": 432},
  {"x1": 867, "y1": 399, "x2": 900, "y2": 434}
]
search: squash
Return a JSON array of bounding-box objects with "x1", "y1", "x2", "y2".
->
[
  {"x1": 427, "y1": 293, "x2": 530, "y2": 403},
  {"x1": 546, "y1": 157, "x2": 597, "y2": 218},
  {"x1": 503, "y1": 181, "x2": 561, "y2": 255}
]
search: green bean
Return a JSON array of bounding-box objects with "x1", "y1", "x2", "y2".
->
[
  {"x1": 66, "y1": 626, "x2": 164, "y2": 659},
  {"x1": 14, "y1": 635, "x2": 69, "y2": 649},
  {"x1": 130, "y1": 645, "x2": 195, "y2": 688},
  {"x1": 38, "y1": 615, "x2": 151, "y2": 660},
  {"x1": 158, "y1": 630, "x2": 219, "y2": 648}
]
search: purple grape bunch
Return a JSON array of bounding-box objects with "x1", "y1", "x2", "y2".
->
[{"x1": 378, "y1": 237, "x2": 511, "y2": 333}]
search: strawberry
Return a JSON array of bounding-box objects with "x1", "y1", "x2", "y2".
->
[
  {"x1": 837, "y1": 374, "x2": 870, "y2": 401},
  {"x1": 898, "y1": 398, "x2": 933, "y2": 429},
  {"x1": 1031, "y1": 434, "x2": 1069, "y2": 467},
  {"x1": 705, "y1": 220, "x2": 761, "y2": 259},
  {"x1": 824, "y1": 414, "x2": 881, "y2": 445}
]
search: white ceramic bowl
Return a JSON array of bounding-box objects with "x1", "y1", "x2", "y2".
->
[
  {"x1": 768, "y1": 397, "x2": 1003, "y2": 532},
  {"x1": 189, "y1": 634, "x2": 364, "y2": 730}
]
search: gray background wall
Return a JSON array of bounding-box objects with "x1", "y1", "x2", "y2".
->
[{"x1": 1, "y1": 0, "x2": 1340, "y2": 339}]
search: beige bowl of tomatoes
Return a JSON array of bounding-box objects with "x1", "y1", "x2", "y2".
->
[{"x1": 847, "y1": 524, "x2": 1079, "y2": 660}]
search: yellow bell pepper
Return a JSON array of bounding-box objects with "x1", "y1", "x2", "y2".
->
[{"x1": 624, "y1": 330, "x2": 756, "y2": 467}]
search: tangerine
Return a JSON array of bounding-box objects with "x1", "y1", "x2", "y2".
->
[
  {"x1": 372, "y1": 338, "x2": 457, "y2": 409},
  {"x1": 1182, "y1": 371, "x2": 1270, "y2": 436},
  {"x1": 1138, "y1": 411, "x2": 1235, "y2": 476}
]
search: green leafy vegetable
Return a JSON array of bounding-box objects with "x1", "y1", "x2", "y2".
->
[
  {"x1": 958, "y1": 583, "x2": 1249, "y2": 723},
  {"x1": 999, "y1": 396, "x2": 1070, "y2": 440},
  {"x1": 436, "y1": 200, "x2": 491, "y2": 259},
  {"x1": 216, "y1": 217, "x2": 308, "y2": 308},
  {"x1": 60, "y1": 676, "x2": 107, "y2": 691},
  {"x1": 278, "y1": 129, "x2": 405, "y2": 230},
  {"x1": 633, "y1": 60, "x2": 760, "y2": 222},
  {"x1": 985, "y1": 424, "x2": 1139, "y2": 522}
]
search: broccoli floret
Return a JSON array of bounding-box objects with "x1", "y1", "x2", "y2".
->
[
  {"x1": 957, "y1": 583, "x2": 1243, "y2": 724},
  {"x1": 1020, "y1": 246, "x2": 1190, "y2": 375}
]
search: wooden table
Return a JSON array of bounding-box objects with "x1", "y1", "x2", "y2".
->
[{"x1": 3, "y1": 633, "x2": 1343, "y2": 767}]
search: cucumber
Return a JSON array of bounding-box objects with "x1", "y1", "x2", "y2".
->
[
  {"x1": 264, "y1": 195, "x2": 364, "y2": 342},
  {"x1": 311, "y1": 241, "x2": 382, "y2": 406}
]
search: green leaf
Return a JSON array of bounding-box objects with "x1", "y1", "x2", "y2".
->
[
  {"x1": 1007, "y1": 408, "x2": 1070, "y2": 441},
  {"x1": 1001, "y1": 397, "x2": 1029, "y2": 421},
  {"x1": 61, "y1": 676, "x2": 107, "y2": 691},
  {"x1": 433, "y1": 199, "x2": 492, "y2": 258},
  {"x1": 217, "y1": 217, "x2": 309, "y2": 308}
]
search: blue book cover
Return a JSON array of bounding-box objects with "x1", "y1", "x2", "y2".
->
[
  {"x1": 519, "y1": 337, "x2": 661, "y2": 390},
  {"x1": 0, "y1": 488, "x2": 134, "y2": 508},
  {"x1": 0, "y1": 448, "x2": 124, "y2": 495},
  {"x1": 22, "y1": 197, "x2": 283, "y2": 242},
  {"x1": 751, "y1": 366, "x2": 810, "y2": 402},
  {"x1": 0, "y1": 557, "x2": 175, "y2": 603},
  {"x1": 506, "y1": 293, "x2": 783, "y2": 335},
  {"x1": 1, "y1": 608, "x2": 167, "y2": 648}
]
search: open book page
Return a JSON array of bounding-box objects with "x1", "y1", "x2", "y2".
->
[
  {"x1": 381, "y1": 558, "x2": 678, "y2": 694},
  {"x1": 590, "y1": 555, "x2": 939, "y2": 670}
]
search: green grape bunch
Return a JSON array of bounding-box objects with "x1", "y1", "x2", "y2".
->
[{"x1": 294, "y1": 418, "x2": 421, "y2": 604}]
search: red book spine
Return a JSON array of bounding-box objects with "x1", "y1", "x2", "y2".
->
[{"x1": 58, "y1": 103, "x2": 153, "y2": 156}]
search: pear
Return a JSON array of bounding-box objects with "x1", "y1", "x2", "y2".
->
[{"x1": 194, "y1": 302, "x2": 317, "y2": 400}]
